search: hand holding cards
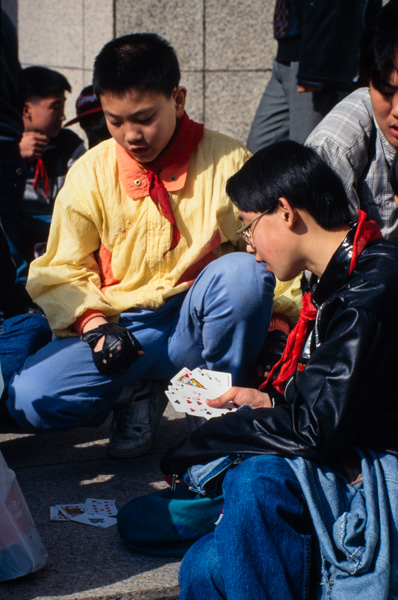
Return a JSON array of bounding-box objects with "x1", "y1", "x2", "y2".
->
[{"x1": 166, "y1": 367, "x2": 236, "y2": 419}]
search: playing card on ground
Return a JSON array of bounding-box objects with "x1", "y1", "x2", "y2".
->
[
  {"x1": 84, "y1": 498, "x2": 117, "y2": 517},
  {"x1": 50, "y1": 499, "x2": 117, "y2": 527},
  {"x1": 50, "y1": 506, "x2": 69, "y2": 521},
  {"x1": 56, "y1": 503, "x2": 85, "y2": 519},
  {"x1": 71, "y1": 512, "x2": 117, "y2": 528}
]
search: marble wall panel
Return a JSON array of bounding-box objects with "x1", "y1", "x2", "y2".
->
[
  {"x1": 115, "y1": 0, "x2": 204, "y2": 71},
  {"x1": 205, "y1": 70, "x2": 272, "y2": 144},
  {"x1": 18, "y1": 0, "x2": 83, "y2": 68},
  {"x1": 205, "y1": 0, "x2": 275, "y2": 71}
]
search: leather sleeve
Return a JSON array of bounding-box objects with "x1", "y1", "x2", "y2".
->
[{"x1": 161, "y1": 300, "x2": 396, "y2": 476}]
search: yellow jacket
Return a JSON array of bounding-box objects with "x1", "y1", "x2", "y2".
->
[{"x1": 27, "y1": 131, "x2": 302, "y2": 336}]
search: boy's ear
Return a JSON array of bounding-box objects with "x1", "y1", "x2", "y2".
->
[
  {"x1": 278, "y1": 197, "x2": 298, "y2": 229},
  {"x1": 173, "y1": 86, "x2": 187, "y2": 118},
  {"x1": 23, "y1": 101, "x2": 33, "y2": 121}
]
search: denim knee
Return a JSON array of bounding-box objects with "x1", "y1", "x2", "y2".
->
[
  {"x1": 199, "y1": 252, "x2": 275, "y2": 322},
  {"x1": 207, "y1": 252, "x2": 273, "y2": 294}
]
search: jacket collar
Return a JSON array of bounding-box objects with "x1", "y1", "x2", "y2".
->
[
  {"x1": 310, "y1": 226, "x2": 356, "y2": 308},
  {"x1": 116, "y1": 142, "x2": 189, "y2": 199}
]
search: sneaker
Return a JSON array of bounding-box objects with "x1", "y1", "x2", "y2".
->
[{"x1": 108, "y1": 380, "x2": 168, "y2": 458}]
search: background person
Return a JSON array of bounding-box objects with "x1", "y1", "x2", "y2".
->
[
  {"x1": 306, "y1": 0, "x2": 398, "y2": 243},
  {"x1": 11, "y1": 66, "x2": 85, "y2": 282},
  {"x1": 247, "y1": 0, "x2": 380, "y2": 153},
  {"x1": 64, "y1": 84, "x2": 111, "y2": 149}
]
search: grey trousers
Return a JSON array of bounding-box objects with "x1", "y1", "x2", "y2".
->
[{"x1": 247, "y1": 60, "x2": 347, "y2": 153}]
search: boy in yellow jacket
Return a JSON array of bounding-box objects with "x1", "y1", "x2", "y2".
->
[{"x1": 8, "y1": 34, "x2": 300, "y2": 456}]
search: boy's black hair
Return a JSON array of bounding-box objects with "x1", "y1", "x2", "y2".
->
[
  {"x1": 389, "y1": 152, "x2": 398, "y2": 196},
  {"x1": 93, "y1": 33, "x2": 180, "y2": 98},
  {"x1": 226, "y1": 141, "x2": 352, "y2": 231},
  {"x1": 23, "y1": 66, "x2": 71, "y2": 102},
  {"x1": 359, "y1": 0, "x2": 398, "y2": 91}
]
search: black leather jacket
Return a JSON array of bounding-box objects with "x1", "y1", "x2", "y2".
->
[{"x1": 161, "y1": 229, "x2": 398, "y2": 477}]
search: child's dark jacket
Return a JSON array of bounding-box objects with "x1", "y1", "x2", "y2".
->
[{"x1": 161, "y1": 228, "x2": 398, "y2": 476}]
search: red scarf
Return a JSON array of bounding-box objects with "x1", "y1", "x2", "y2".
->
[
  {"x1": 33, "y1": 158, "x2": 50, "y2": 200},
  {"x1": 260, "y1": 210, "x2": 382, "y2": 395},
  {"x1": 143, "y1": 112, "x2": 203, "y2": 256}
]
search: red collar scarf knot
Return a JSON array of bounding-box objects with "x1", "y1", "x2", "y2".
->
[
  {"x1": 141, "y1": 112, "x2": 203, "y2": 257},
  {"x1": 260, "y1": 210, "x2": 382, "y2": 395}
]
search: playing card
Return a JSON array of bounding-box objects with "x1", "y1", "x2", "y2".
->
[
  {"x1": 167, "y1": 367, "x2": 236, "y2": 420},
  {"x1": 71, "y1": 511, "x2": 117, "y2": 528},
  {"x1": 165, "y1": 389, "x2": 190, "y2": 412},
  {"x1": 170, "y1": 367, "x2": 207, "y2": 389},
  {"x1": 84, "y1": 498, "x2": 117, "y2": 517},
  {"x1": 50, "y1": 506, "x2": 69, "y2": 521},
  {"x1": 200, "y1": 369, "x2": 232, "y2": 393},
  {"x1": 56, "y1": 503, "x2": 85, "y2": 519}
]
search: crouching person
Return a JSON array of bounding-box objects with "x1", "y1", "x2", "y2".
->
[
  {"x1": 7, "y1": 33, "x2": 277, "y2": 457},
  {"x1": 160, "y1": 141, "x2": 398, "y2": 599}
]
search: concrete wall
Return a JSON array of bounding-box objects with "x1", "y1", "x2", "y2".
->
[{"x1": 9, "y1": 0, "x2": 276, "y2": 145}]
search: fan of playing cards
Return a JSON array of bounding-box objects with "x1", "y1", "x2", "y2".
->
[{"x1": 166, "y1": 367, "x2": 236, "y2": 419}]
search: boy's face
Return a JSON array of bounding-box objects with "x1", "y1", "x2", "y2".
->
[
  {"x1": 23, "y1": 92, "x2": 66, "y2": 138},
  {"x1": 238, "y1": 202, "x2": 303, "y2": 282},
  {"x1": 100, "y1": 87, "x2": 186, "y2": 163},
  {"x1": 369, "y1": 55, "x2": 398, "y2": 148}
]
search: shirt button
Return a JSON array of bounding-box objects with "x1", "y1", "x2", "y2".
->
[
  {"x1": 134, "y1": 179, "x2": 141, "y2": 186},
  {"x1": 170, "y1": 175, "x2": 177, "y2": 182}
]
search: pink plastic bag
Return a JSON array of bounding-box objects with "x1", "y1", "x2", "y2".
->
[{"x1": 0, "y1": 451, "x2": 48, "y2": 581}]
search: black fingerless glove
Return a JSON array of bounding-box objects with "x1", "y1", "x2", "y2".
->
[{"x1": 81, "y1": 322, "x2": 143, "y2": 375}]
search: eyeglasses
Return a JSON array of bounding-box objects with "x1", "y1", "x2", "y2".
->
[{"x1": 236, "y1": 211, "x2": 269, "y2": 247}]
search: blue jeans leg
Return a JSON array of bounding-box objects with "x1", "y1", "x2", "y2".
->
[
  {"x1": 168, "y1": 253, "x2": 274, "y2": 385},
  {"x1": 8, "y1": 253, "x2": 274, "y2": 431},
  {"x1": 7, "y1": 299, "x2": 181, "y2": 432},
  {"x1": 179, "y1": 455, "x2": 313, "y2": 600},
  {"x1": 0, "y1": 313, "x2": 52, "y2": 400}
]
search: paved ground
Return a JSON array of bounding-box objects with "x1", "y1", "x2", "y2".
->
[{"x1": 0, "y1": 404, "x2": 192, "y2": 600}]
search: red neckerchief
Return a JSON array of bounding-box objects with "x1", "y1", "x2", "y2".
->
[
  {"x1": 142, "y1": 111, "x2": 204, "y2": 256},
  {"x1": 260, "y1": 210, "x2": 382, "y2": 395},
  {"x1": 33, "y1": 158, "x2": 50, "y2": 200}
]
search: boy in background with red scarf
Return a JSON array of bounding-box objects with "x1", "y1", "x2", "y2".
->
[
  {"x1": 7, "y1": 34, "x2": 293, "y2": 458},
  {"x1": 13, "y1": 66, "x2": 85, "y2": 283},
  {"x1": 160, "y1": 141, "x2": 398, "y2": 599}
]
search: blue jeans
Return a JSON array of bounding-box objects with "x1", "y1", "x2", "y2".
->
[
  {"x1": 288, "y1": 451, "x2": 398, "y2": 600},
  {"x1": 0, "y1": 313, "x2": 52, "y2": 401},
  {"x1": 179, "y1": 455, "x2": 314, "y2": 600},
  {"x1": 179, "y1": 453, "x2": 398, "y2": 600},
  {"x1": 8, "y1": 253, "x2": 274, "y2": 432}
]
